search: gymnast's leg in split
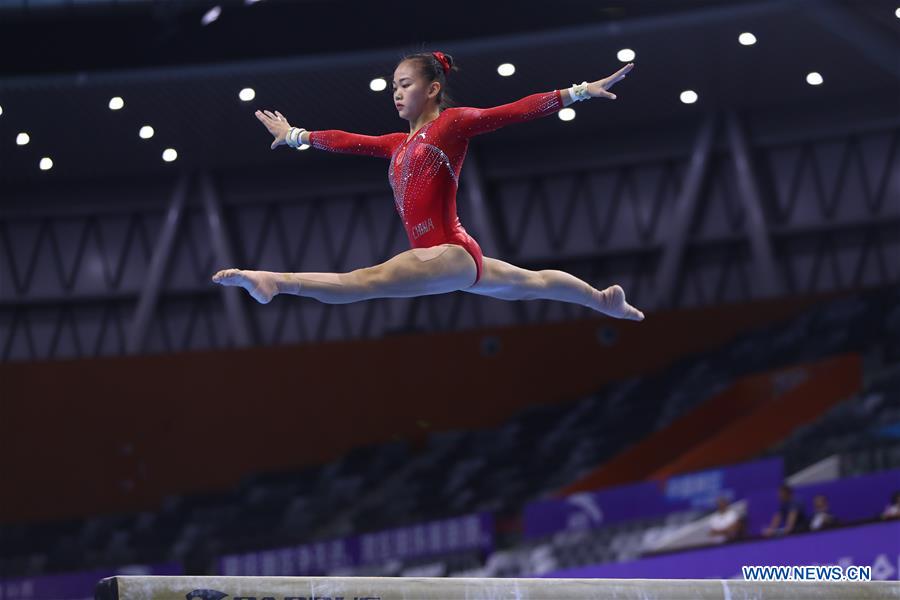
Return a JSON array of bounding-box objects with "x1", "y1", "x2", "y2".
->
[
  {"x1": 465, "y1": 256, "x2": 643, "y2": 321},
  {"x1": 212, "y1": 243, "x2": 477, "y2": 304},
  {"x1": 212, "y1": 245, "x2": 643, "y2": 321}
]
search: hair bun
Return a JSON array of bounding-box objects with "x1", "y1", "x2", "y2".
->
[{"x1": 432, "y1": 50, "x2": 453, "y2": 75}]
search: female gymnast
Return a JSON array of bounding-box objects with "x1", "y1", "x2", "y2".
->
[{"x1": 213, "y1": 51, "x2": 644, "y2": 322}]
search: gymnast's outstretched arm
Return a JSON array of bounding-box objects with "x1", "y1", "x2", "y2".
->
[
  {"x1": 305, "y1": 129, "x2": 406, "y2": 158},
  {"x1": 254, "y1": 108, "x2": 403, "y2": 158},
  {"x1": 452, "y1": 62, "x2": 635, "y2": 138}
]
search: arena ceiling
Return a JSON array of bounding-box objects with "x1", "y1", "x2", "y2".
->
[{"x1": 0, "y1": 0, "x2": 898, "y2": 185}]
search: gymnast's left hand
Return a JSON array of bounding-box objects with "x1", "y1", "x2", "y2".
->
[{"x1": 587, "y1": 63, "x2": 634, "y2": 100}]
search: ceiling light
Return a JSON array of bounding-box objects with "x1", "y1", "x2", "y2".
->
[
  {"x1": 617, "y1": 49, "x2": 636, "y2": 62},
  {"x1": 201, "y1": 6, "x2": 221, "y2": 25},
  {"x1": 680, "y1": 90, "x2": 698, "y2": 104}
]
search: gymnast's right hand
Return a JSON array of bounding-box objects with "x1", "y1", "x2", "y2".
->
[{"x1": 255, "y1": 109, "x2": 292, "y2": 149}]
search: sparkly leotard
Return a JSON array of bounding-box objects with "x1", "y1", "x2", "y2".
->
[{"x1": 308, "y1": 89, "x2": 563, "y2": 286}]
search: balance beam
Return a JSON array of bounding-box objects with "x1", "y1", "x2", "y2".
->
[{"x1": 95, "y1": 575, "x2": 900, "y2": 599}]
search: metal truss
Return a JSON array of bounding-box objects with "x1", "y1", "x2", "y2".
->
[{"x1": 1, "y1": 111, "x2": 898, "y2": 362}]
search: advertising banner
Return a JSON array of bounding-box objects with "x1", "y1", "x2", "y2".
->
[
  {"x1": 218, "y1": 512, "x2": 493, "y2": 575},
  {"x1": 524, "y1": 457, "x2": 783, "y2": 538}
]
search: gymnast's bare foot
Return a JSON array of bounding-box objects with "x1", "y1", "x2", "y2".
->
[
  {"x1": 211, "y1": 268, "x2": 279, "y2": 304},
  {"x1": 594, "y1": 284, "x2": 645, "y2": 321}
]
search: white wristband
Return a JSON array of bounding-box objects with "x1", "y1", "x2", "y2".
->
[
  {"x1": 286, "y1": 127, "x2": 307, "y2": 148},
  {"x1": 569, "y1": 81, "x2": 590, "y2": 102}
]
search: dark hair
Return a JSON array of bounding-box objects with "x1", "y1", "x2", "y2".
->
[
  {"x1": 396, "y1": 49, "x2": 460, "y2": 112},
  {"x1": 779, "y1": 484, "x2": 793, "y2": 496}
]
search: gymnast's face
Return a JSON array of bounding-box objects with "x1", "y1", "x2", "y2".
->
[{"x1": 392, "y1": 60, "x2": 440, "y2": 121}]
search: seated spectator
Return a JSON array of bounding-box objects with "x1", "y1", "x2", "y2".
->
[
  {"x1": 809, "y1": 494, "x2": 837, "y2": 531},
  {"x1": 763, "y1": 484, "x2": 809, "y2": 537},
  {"x1": 708, "y1": 496, "x2": 742, "y2": 543},
  {"x1": 881, "y1": 491, "x2": 900, "y2": 520}
]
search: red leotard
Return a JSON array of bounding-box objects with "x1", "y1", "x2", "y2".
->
[{"x1": 308, "y1": 89, "x2": 563, "y2": 286}]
